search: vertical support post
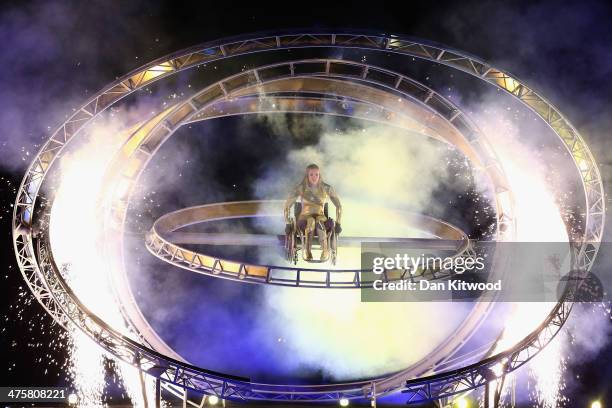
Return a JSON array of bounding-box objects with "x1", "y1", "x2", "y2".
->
[
  {"x1": 137, "y1": 356, "x2": 149, "y2": 408},
  {"x1": 370, "y1": 382, "x2": 377, "y2": 408},
  {"x1": 434, "y1": 397, "x2": 449, "y2": 408},
  {"x1": 494, "y1": 373, "x2": 507, "y2": 408},
  {"x1": 155, "y1": 378, "x2": 161, "y2": 408},
  {"x1": 511, "y1": 375, "x2": 516, "y2": 408}
]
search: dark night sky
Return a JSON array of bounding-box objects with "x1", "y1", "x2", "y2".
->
[{"x1": 1, "y1": 0, "x2": 611, "y2": 406}]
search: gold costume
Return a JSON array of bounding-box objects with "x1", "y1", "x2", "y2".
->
[{"x1": 284, "y1": 179, "x2": 342, "y2": 261}]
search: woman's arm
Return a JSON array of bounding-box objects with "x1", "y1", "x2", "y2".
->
[{"x1": 328, "y1": 186, "x2": 342, "y2": 224}]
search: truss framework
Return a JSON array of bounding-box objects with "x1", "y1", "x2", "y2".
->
[
  {"x1": 145, "y1": 200, "x2": 472, "y2": 288},
  {"x1": 113, "y1": 58, "x2": 514, "y2": 237},
  {"x1": 12, "y1": 32, "x2": 604, "y2": 404},
  {"x1": 107, "y1": 60, "x2": 513, "y2": 399}
]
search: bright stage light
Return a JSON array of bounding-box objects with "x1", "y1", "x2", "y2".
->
[
  {"x1": 339, "y1": 397, "x2": 350, "y2": 407},
  {"x1": 208, "y1": 395, "x2": 219, "y2": 405},
  {"x1": 592, "y1": 400, "x2": 602, "y2": 408},
  {"x1": 68, "y1": 393, "x2": 78, "y2": 405},
  {"x1": 454, "y1": 396, "x2": 469, "y2": 408}
]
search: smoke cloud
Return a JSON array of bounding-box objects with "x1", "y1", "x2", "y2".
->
[
  {"x1": 0, "y1": 0, "x2": 167, "y2": 173},
  {"x1": 247, "y1": 112, "x2": 483, "y2": 379}
]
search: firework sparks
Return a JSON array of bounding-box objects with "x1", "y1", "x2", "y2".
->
[{"x1": 48, "y1": 113, "x2": 153, "y2": 406}]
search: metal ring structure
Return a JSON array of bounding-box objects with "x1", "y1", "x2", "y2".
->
[
  {"x1": 12, "y1": 32, "x2": 604, "y2": 405},
  {"x1": 145, "y1": 200, "x2": 472, "y2": 288},
  {"x1": 108, "y1": 57, "x2": 515, "y2": 402},
  {"x1": 104, "y1": 56, "x2": 516, "y2": 396}
]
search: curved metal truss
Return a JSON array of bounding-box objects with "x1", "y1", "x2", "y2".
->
[
  {"x1": 12, "y1": 32, "x2": 604, "y2": 404},
  {"x1": 109, "y1": 58, "x2": 513, "y2": 401},
  {"x1": 107, "y1": 58, "x2": 514, "y2": 238},
  {"x1": 145, "y1": 200, "x2": 472, "y2": 288},
  {"x1": 99, "y1": 57, "x2": 515, "y2": 396},
  {"x1": 401, "y1": 299, "x2": 573, "y2": 403}
]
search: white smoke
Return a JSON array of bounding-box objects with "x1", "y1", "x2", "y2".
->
[
  {"x1": 49, "y1": 107, "x2": 156, "y2": 406},
  {"x1": 465, "y1": 91, "x2": 610, "y2": 407},
  {"x1": 251, "y1": 115, "x2": 476, "y2": 379}
]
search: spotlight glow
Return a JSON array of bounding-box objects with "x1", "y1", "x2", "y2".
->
[
  {"x1": 49, "y1": 116, "x2": 154, "y2": 406},
  {"x1": 454, "y1": 396, "x2": 469, "y2": 408}
]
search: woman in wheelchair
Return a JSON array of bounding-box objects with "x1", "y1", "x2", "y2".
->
[{"x1": 284, "y1": 163, "x2": 342, "y2": 261}]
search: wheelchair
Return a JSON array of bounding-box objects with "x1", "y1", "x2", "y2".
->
[{"x1": 285, "y1": 202, "x2": 338, "y2": 265}]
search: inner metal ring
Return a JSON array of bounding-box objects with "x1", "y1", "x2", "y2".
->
[{"x1": 145, "y1": 200, "x2": 471, "y2": 288}]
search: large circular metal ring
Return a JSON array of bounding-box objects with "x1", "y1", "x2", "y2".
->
[{"x1": 13, "y1": 32, "x2": 604, "y2": 404}]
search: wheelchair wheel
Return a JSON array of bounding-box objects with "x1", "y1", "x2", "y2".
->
[
  {"x1": 285, "y1": 227, "x2": 296, "y2": 264},
  {"x1": 284, "y1": 233, "x2": 290, "y2": 260},
  {"x1": 330, "y1": 230, "x2": 338, "y2": 265}
]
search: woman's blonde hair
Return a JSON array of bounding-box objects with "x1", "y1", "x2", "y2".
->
[{"x1": 299, "y1": 163, "x2": 324, "y2": 191}]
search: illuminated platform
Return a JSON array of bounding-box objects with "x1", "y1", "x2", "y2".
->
[{"x1": 145, "y1": 200, "x2": 472, "y2": 288}]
